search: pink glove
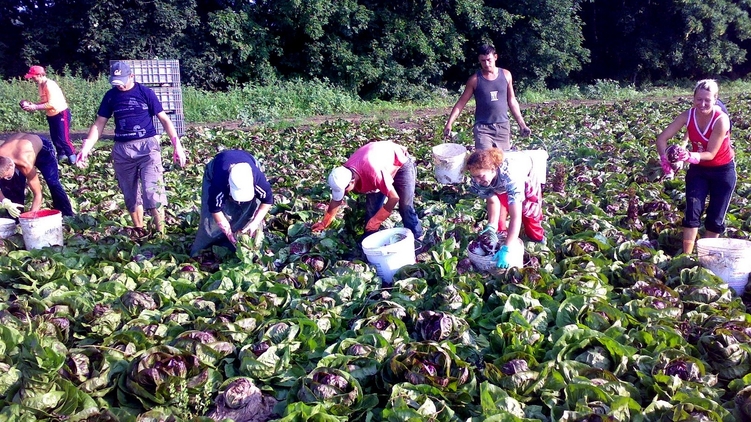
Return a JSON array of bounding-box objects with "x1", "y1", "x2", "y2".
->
[
  {"x1": 523, "y1": 201, "x2": 542, "y2": 219},
  {"x1": 365, "y1": 208, "x2": 391, "y2": 232},
  {"x1": 659, "y1": 154, "x2": 674, "y2": 176},
  {"x1": 675, "y1": 148, "x2": 700, "y2": 164}
]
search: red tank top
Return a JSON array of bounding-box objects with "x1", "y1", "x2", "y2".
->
[{"x1": 686, "y1": 107, "x2": 733, "y2": 166}]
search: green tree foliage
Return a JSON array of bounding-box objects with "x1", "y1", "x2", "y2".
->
[
  {"x1": 1, "y1": 0, "x2": 750, "y2": 98},
  {"x1": 580, "y1": 0, "x2": 751, "y2": 83}
]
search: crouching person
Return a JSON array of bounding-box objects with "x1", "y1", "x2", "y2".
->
[
  {"x1": 0, "y1": 133, "x2": 74, "y2": 218},
  {"x1": 190, "y1": 150, "x2": 273, "y2": 256},
  {"x1": 312, "y1": 141, "x2": 423, "y2": 239},
  {"x1": 466, "y1": 148, "x2": 547, "y2": 268}
]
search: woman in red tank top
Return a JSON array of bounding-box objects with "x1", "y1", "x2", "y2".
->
[{"x1": 655, "y1": 79, "x2": 735, "y2": 255}]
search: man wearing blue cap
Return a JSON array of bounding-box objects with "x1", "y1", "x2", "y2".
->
[{"x1": 76, "y1": 61, "x2": 187, "y2": 236}]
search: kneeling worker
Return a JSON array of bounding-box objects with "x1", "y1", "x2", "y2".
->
[
  {"x1": 313, "y1": 141, "x2": 423, "y2": 239},
  {"x1": 190, "y1": 150, "x2": 273, "y2": 256},
  {"x1": 0, "y1": 133, "x2": 74, "y2": 218}
]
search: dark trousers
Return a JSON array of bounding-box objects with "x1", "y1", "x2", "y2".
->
[
  {"x1": 683, "y1": 161, "x2": 736, "y2": 233},
  {"x1": 47, "y1": 109, "x2": 76, "y2": 157},
  {"x1": 364, "y1": 158, "x2": 423, "y2": 239},
  {"x1": 0, "y1": 170, "x2": 27, "y2": 218},
  {"x1": 36, "y1": 137, "x2": 74, "y2": 216}
]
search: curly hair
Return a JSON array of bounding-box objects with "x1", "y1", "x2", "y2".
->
[{"x1": 466, "y1": 148, "x2": 504, "y2": 172}]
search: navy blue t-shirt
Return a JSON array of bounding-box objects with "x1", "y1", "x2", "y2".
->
[
  {"x1": 208, "y1": 150, "x2": 273, "y2": 214},
  {"x1": 97, "y1": 83, "x2": 163, "y2": 142}
]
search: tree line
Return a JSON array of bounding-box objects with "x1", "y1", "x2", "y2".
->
[{"x1": 2, "y1": 0, "x2": 750, "y2": 100}]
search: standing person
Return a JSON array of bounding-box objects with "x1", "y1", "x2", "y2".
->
[
  {"x1": 21, "y1": 65, "x2": 77, "y2": 164},
  {"x1": 466, "y1": 149, "x2": 547, "y2": 268},
  {"x1": 76, "y1": 61, "x2": 187, "y2": 236},
  {"x1": 444, "y1": 44, "x2": 531, "y2": 230},
  {"x1": 656, "y1": 79, "x2": 735, "y2": 255},
  {"x1": 190, "y1": 150, "x2": 273, "y2": 256},
  {"x1": 0, "y1": 133, "x2": 74, "y2": 217},
  {"x1": 443, "y1": 44, "x2": 531, "y2": 151},
  {"x1": 312, "y1": 141, "x2": 423, "y2": 239}
]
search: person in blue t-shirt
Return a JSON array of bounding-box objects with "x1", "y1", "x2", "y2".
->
[
  {"x1": 76, "y1": 61, "x2": 187, "y2": 236},
  {"x1": 190, "y1": 150, "x2": 274, "y2": 256}
]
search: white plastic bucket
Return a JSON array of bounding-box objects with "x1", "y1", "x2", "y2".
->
[
  {"x1": 432, "y1": 143, "x2": 467, "y2": 184},
  {"x1": 0, "y1": 218, "x2": 17, "y2": 239},
  {"x1": 467, "y1": 238, "x2": 524, "y2": 273},
  {"x1": 696, "y1": 238, "x2": 751, "y2": 295},
  {"x1": 361, "y1": 228, "x2": 416, "y2": 282},
  {"x1": 19, "y1": 209, "x2": 64, "y2": 250}
]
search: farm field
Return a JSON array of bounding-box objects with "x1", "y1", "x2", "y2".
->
[{"x1": 1, "y1": 94, "x2": 751, "y2": 421}]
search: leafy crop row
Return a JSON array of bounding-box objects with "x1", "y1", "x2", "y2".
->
[{"x1": 1, "y1": 95, "x2": 751, "y2": 421}]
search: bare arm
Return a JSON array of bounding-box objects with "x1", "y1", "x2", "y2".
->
[
  {"x1": 212, "y1": 211, "x2": 237, "y2": 244},
  {"x1": 241, "y1": 203, "x2": 272, "y2": 234},
  {"x1": 505, "y1": 69, "x2": 530, "y2": 136},
  {"x1": 25, "y1": 169, "x2": 43, "y2": 211},
  {"x1": 485, "y1": 195, "x2": 501, "y2": 228},
  {"x1": 444, "y1": 75, "x2": 478, "y2": 137},
  {"x1": 77, "y1": 116, "x2": 109, "y2": 167},
  {"x1": 505, "y1": 201, "x2": 523, "y2": 247},
  {"x1": 655, "y1": 111, "x2": 689, "y2": 156},
  {"x1": 157, "y1": 111, "x2": 187, "y2": 167}
]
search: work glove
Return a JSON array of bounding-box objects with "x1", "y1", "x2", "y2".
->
[
  {"x1": 494, "y1": 245, "x2": 511, "y2": 269},
  {"x1": 520, "y1": 126, "x2": 531, "y2": 137},
  {"x1": 1, "y1": 198, "x2": 23, "y2": 218},
  {"x1": 675, "y1": 147, "x2": 700, "y2": 164},
  {"x1": 312, "y1": 209, "x2": 337, "y2": 232},
  {"x1": 171, "y1": 137, "x2": 187, "y2": 168},
  {"x1": 522, "y1": 201, "x2": 542, "y2": 219},
  {"x1": 480, "y1": 224, "x2": 499, "y2": 245},
  {"x1": 365, "y1": 207, "x2": 391, "y2": 232},
  {"x1": 659, "y1": 154, "x2": 674, "y2": 178}
]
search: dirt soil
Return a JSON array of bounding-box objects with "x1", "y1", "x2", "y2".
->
[{"x1": 24, "y1": 97, "x2": 670, "y2": 140}]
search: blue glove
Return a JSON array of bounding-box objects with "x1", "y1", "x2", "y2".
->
[{"x1": 494, "y1": 245, "x2": 510, "y2": 268}]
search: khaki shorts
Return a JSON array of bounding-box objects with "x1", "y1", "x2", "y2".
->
[
  {"x1": 473, "y1": 122, "x2": 511, "y2": 151},
  {"x1": 112, "y1": 136, "x2": 166, "y2": 212}
]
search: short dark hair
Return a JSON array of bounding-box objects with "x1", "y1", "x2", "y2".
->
[
  {"x1": 0, "y1": 157, "x2": 13, "y2": 174},
  {"x1": 479, "y1": 44, "x2": 496, "y2": 56}
]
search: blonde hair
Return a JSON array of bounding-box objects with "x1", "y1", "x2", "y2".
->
[
  {"x1": 693, "y1": 79, "x2": 719, "y2": 99},
  {"x1": 466, "y1": 148, "x2": 504, "y2": 172}
]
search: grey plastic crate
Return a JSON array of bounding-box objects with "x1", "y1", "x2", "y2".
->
[
  {"x1": 152, "y1": 87, "x2": 183, "y2": 114},
  {"x1": 111, "y1": 59, "x2": 180, "y2": 87},
  {"x1": 152, "y1": 113, "x2": 185, "y2": 137}
]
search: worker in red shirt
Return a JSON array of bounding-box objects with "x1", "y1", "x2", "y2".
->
[{"x1": 312, "y1": 141, "x2": 423, "y2": 239}]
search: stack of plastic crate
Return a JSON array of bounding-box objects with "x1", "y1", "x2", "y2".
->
[{"x1": 111, "y1": 60, "x2": 185, "y2": 136}]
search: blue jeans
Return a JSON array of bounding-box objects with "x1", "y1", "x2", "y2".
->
[
  {"x1": 683, "y1": 161, "x2": 736, "y2": 233},
  {"x1": 36, "y1": 137, "x2": 74, "y2": 216},
  {"x1": 364, "y1": 158, "x2": 422, "y2": 238}
]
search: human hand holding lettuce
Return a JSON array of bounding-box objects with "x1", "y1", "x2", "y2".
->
[{"x1": 1, "y1": 198, "x2": 23, "y2": 218}]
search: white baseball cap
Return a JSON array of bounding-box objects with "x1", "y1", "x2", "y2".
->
[
  {"x1": 229, "y1": 163, "x2": 255, "y2": 202},
  {"x1": 327, "y1": 167, "x2": 353, "y2": 201}
]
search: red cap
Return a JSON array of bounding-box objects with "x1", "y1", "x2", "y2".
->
[{"x1": 24, "y1": 65, "x2": 45, "y2": 79}]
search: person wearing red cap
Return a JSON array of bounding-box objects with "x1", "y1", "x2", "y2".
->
[
  {"x1": 312, "y1": 141, "x2": 423, "y2": 239},
  {"x1": 21, "y1": 65, "x2": 77, "y2": 164}
]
